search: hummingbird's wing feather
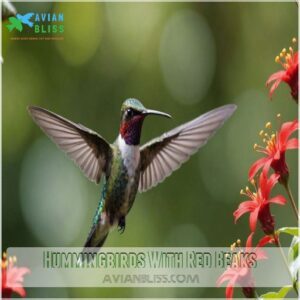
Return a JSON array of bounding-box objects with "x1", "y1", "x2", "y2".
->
[
  {"x1": 28, "y1": 106, "x2": 112, "y2": 183},
  {"x1": 139, "y1": 104, "x2": 237, "y2": 192}
]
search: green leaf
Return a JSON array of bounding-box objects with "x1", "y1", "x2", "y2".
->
[
  {"x1": 260, "y1": 285, "x2": 292, "y2": 299},
  {"x1": 288, "y1": 236, "x2": 299, "y2": 263},
  {"x1": 277, "y1": 227, "x2": 299, "y2": 237},
  {"x1": 288, "y1": 236, "x2": 300, "y2": 282}
]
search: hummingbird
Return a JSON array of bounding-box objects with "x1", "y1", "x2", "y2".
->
[{"x1": 28, "y1": 99, "x2": 236, "y2": 255}]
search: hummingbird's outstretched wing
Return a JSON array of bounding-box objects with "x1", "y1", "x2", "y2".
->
[
  {"x1": 28, "y1": 106, "x2": 112, "y2": 183},
  {"x1": 139, "y1": 104, "x2": 237, "y2": 192}
]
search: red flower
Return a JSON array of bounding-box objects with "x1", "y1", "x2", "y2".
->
[
  {"x1": 249, "y1": 119, "x2": 299, "y2": 183},
  {"x1": 217, "y1": 233, "x2": 272, "y2": 299},
  {"x1": 266, "y1": 38, "x2": 298, "y2": 102},
  {"x1": 1, "y1": 253, "x2": 30, "y2": 298},
  {"x1": 233, "y1": 172, "x2": 286, "y2": 234}
]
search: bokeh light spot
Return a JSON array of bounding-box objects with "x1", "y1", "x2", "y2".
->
[
  {"x1": 20, "y1": 138, "x2": 90, "y2": 246},
  {"x1": 159, "y1": 10, "x2": 215, "y2": 105},
  {"x1": 3, "y1": 50, "x2": 44, "y2": 161},
  {"x1": 55, "y1": 3, "x2": 103, "y2": 66},
  {"x1": 103, "y1": 3, "x2": 165, "y2": 78}
]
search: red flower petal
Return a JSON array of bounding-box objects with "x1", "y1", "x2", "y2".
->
[
  {"x1": 7, "y1": 267, "x2": 30, "y2": 285},
  {"x1": 273, "y1": 149, "x2": 280, "y2": 160},
  {"x1": 249, "y1": 208, "x2": 259, "y2": 232},
  {"x1": 5, "y1": 265, "x2": 30, "y2": 298},
  {"x1": 268, "y1": 78, "x2": 283, "y2": 98},
  {"x1": 245, "y1": 232, "x2": 254, "y2": 248},
  {"x1": 292, "y1": 51, "x2": 298, "y2": 64},
  {"x1": 217, "y1": 269, "x2": 237, "y2": 286},
  {"x1": 258, "y1": 235, "x2": 274, "y2": 247},
  {"x1": 268, "y1": 195, "x2": 287, "y2": 205},
  {"x1": 261, "y1": 158, "x2": 273, "y2": 176},
  {"x1": 260, "y1": 173, "x2": 279, "y2": 199},
  {"x1": 11, "y1": 286, "x2": 26, "y2": 298},
  {"x1": 266, "y1": 49, "x2": 298, "y2": 100},
  {"x1": 278, "y1": 120, "x2": 298, "y2": 147},
  {"x1": 248, "y1": 157, "x2": 270, "y2": 180},
  {"x1": 233, "y1": 201, "x2": 257, "y2": 222},
  {"x1": 266, "y1": 70, "x2": 285, "y2": 86},
  {"x1": 285, "y1": 138, "x2": 299, "y2": 150},
  {"x1": 255, "y1": 248, "x2": 268, "y2": 260},
  {"x1": 225, "y1": 285, "x2": 234, "y2": 300}
]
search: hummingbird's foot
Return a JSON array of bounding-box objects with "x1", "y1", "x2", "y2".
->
[{"x1": 118, "y1": 216, "x2": 126, "y2": 234}]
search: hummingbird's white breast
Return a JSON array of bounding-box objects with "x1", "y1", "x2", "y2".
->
[
  {"x1": 117, "y1": 135, "x2": 140, "y2": 178},
  {"x1": 117, "y1": 134, "x2": 140, "y2": 215}
]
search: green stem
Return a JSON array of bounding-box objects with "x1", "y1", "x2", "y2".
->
[
  {"x1": 274, "y1": 234, "x2": 298, "y2": 295},
  {"x1": 283, "y1": 182, "x2": 299, "y2": 220}
]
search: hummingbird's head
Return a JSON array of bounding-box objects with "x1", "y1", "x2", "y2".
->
[{"x1": 119, "y1": 98, "x2": 171, "y2": 145}]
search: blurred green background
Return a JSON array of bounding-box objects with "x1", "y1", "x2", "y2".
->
[{"x1": 2, "y1": 1, "x2": 298, "y2": 298}]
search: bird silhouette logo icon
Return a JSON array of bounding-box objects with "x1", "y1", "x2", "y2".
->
[{"x1": 6, "y1": 12, "x2": 34, "y2": 32}]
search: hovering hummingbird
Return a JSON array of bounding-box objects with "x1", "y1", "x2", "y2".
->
[{"x1": 28, "y1": 99, "x2": 236, "y2": 254}]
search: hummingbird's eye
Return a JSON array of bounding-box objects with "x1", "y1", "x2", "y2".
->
[{"x1": 126, "y1": 108, "x2": 134, "y2": 118}]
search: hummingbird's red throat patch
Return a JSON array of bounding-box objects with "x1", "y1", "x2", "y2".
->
[{"x1": 120, "y1": 115, "x2": 145, "y2": 145}]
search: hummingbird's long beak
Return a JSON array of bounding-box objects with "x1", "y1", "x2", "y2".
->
[{"x1": 143, "y1": 109, "x2": 172, "y2": 119}]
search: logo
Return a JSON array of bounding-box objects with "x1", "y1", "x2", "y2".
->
[
  {"x1": 6, "y1": 13, "x2": 34, "y2": 32},
  {"x1": 6, "y1": 12, "x2": 64, "y2": 40}
]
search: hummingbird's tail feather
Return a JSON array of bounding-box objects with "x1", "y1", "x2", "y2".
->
[
  {"x1": 78, "y1": 212, "x2": 110, "y2": 265},
  {"x1": 83, "y1": 226, "x2": 109, "y2": 253}
]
